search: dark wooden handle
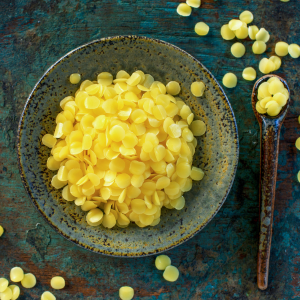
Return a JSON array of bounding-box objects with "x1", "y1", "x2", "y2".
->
[{"x1": 257, "y1": 118, "x2": 282, "y2": 290}]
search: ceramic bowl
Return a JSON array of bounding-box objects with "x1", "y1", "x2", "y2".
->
[{"x1": 17, "y1": 36, "x2": 239, "y2": 257}]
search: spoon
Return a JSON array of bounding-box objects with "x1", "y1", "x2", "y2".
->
[{"x1": 251, "y1": 74, "x2": 290, "y2": 290}]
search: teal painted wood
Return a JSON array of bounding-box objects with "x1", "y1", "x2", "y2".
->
[{"x1": 0, "y1": 0, "x2": 299, "y2": 299}]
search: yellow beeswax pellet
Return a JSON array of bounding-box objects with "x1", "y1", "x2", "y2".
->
[
  {"x1": 170, "y1": 196, "x2": 185, "y2": 210},
  {"x1": 222, "y1": 73, "x2": 237, "y2": 88},
  {"x1": 0, "y1": 225, "x2": 4, "y2": 237},
  {"x1": 269, "y1": 56, "x2": 281, "y2": 70},
  {"x1": 268, "y1": 79, "x2": 284, "y2": 94},
  {"x1": 163, "y1": 266, "x2": 180, "y2": 282},
  {"x1": 187, "y1": 0, "x2": 201, "y2": 8},
  {"x1": 102, "y1": 213, "x2": 116, "y2": 228},
  {"x1": 275, "y1": 42, "x2": 289, "y2": 56},
  {"x1": 295, "y1": 137, "x2": 300, "y2": 150},
  {"x1": 166, "y1": 81, "x2": 181, "y2": 95},
  {"x1": 127, "y1": 72, "x2": 141, "y2": 86},
  {"x1": 97, "y1": 72, "x2": 113, "y2": 86},
  {"x1": 21, "y1": 273, "x2": 36, "y2": 289},
  {"x1": 8, "y1": 285, "x2": 20, "y2": 300},
  {"x1": 252, "y1": 41, "x2": 266, "y2": 54},
  {"x1": 50, "y1": 276, "x2": 65, "y2": 290},
  {"x1": 248, "y1": 25, "x2": 259, "y2": 40},
  {"x1": 273, "y1": 93, "x2": 287, "y2": 107},
  {"x1": 191, "y1": 81, "x2": 205, "y2": 97},
  {"x1": 259, "y1": 58, "x2": 275, "y2": 74},
  {"x1": 256, "y1": 28, "x2": 270, "y2": 43},
  {"x1": 297, "y1": 170, "x2": 300, "y2": 182},
  {"x1": 195, "y1": 22, "x2": 210, "y2": 36},
  {"x1": 231, "y1": 43, "x2": 246, "y2": 58},
  {"x1": 288, "y1": 44, "x2": 300, "y2": 58},
  {"x1": 10, "y1": 267, "x2": 24, "y2": 282},
  {"x1": 119, "y1": 286, "x2": 134, "y2": 300},
  {"x1": 177, "y1": 3, "x2": 192, "y2": 16},
  {"x1": 70, "y1": 73, "x2": 81, "y2": 84},
  {"x1": 258, "y1": 82, "x2": 271, "y2": 99},
  {"x1": 110, "y1": 125, "x2": 125, "y2": 142},
  {"x1": 239, "y1": 10, "x2": 253, "y2": 24},
  {"x1": 220, "y1": 24, "x2": 235, "y2": 40},
  {"x1": 228, "y1": 19, "x2": 243, "y2": 31},
  {"x1": 0, "y1": 278, "x2": 9, "y2": 293},
  {"x1": 266, "y1": 101, "x2": 281, "y2": 116},
  {"x1": 234, "y1": 23, "x2": 248, "y2": 39},
  {"x1": 242, "y1": 67, "x2": 256, "y2": 81},
  {"x1": 155, "y1": 255, "x2": 171, "y2": 270},
  {"x1": 42, "y1": 134, "x2": 57, "y2": 148},
  {"x1": 0, "y1": 288, "x2": 12, "y2": 300},
  {"x1": 190, "y1": 166, "x2": 204, "y2": 180},
  {"x1": 41, "y1": 291, "x2": 56, "y2": 300}
]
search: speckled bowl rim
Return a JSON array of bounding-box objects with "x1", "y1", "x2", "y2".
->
[{"x1": 17, "y1": 35, "x2": 239, "y2": 257}]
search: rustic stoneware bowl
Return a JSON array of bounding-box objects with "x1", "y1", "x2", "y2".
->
[{"x1": 18, "y1": 36, "x2": 239, "y2": 257}]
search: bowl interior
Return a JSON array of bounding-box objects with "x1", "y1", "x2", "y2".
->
[{"x1": 18, "y1": 36, "x2": 239, "y2": 257}]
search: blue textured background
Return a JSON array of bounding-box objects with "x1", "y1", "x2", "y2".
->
[{"x1": 0, "y1": 0, "x2": 300, "y2": 299}]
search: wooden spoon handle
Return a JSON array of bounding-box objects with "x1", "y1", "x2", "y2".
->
[{"x1": 257, "y1": 118, "x2": 282, "y2": 290}]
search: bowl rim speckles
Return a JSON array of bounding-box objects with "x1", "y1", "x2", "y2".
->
[{"x1": 17, "y1": 35, "x2": 239, "y2": 257}]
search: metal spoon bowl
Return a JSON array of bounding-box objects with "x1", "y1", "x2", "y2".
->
[{"x1": 252, "y1": 74, "x2": 290, "y2": 290}]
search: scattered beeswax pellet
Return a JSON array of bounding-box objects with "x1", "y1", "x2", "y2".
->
[
  {"x1": 50, "y1": 276, "x2": 65, "y2": 290},
  {"x1": 242, "y1": 67, "x2": 256, "y2": 81},
  {"x1": 288, "y1": 44, "x2": 300, "y2": 58},
  {"x1": 21, "y1": 273, "x2": 36, "y2": 289},
  {"x1": 275, "y1": 42, "x2": 289, "y2": 56},
  {"x1": 42, "y1": 134, "x2": 57, "y2": 148},
  {"x1": 297, "y1": 170, "x2": 300, "y2": 182},
  {"x1": 248, "y1": 25, "x2": 259, "y2": 40},
  {"x1": 252, "y1": 41, "x2": 266, "y2": 54},
  {"x1": 0, "y1": 288, "x2": 12, "y2": 300},
  {"x1": 0, "y1": 225, "x2": 3, "y2": 237},
  {"x1": 228, "y1": 19, "x2": 243, "y2": 31},
  {"x1": 41, "y1": 291, "x2": 56, "y2": 300},
  {"x1": 177, "y1": 3, "x2": 192, "y2": 16},
  {"x1": 186, "y1": 0, "x2": 201, "y2": 8},
  {"x1": 296, "y1": 137, "x2": 300, "y2": 150},
  {"x1": 166, "y1": 81, "x2": 181, "y2": 95},
  {"x1": 8, "y1": 285, "x2": 20, "y2": 300},
  {"x1": 69, "y1": 73, "x2": 81, "y2": 84},
  {"x1": 269, "y1": 56, "x2": 281, "y2": 70},
  {"x1": 231, "y1": 43, "x2": 246, "y2": 58},
  {"x1": 222, "y1": 73, "x2": 237, "y2": 88},
  {"x1": 0, "y1": 278, "x2": 9, "y2": 292},
  {"x1": 191, "y1": 81, "x2": 205, "y2": 97},
  {"x1": 119, "y1": 286, "x2": 134, "y2": 300},
  {"x1": 259, "y1": 58, "x2": 275, "y2": 74},
  {"x1": 190, "y1": 120, "x2": 206, "y2": 136},
  {"x1": 256, "y1": 28, "x2": 270, "y2": 43},
  {"x1": 220, "y1": 25, "x2": 235, "y2": 40},
  {"x1": 195, "y1": 22, "x2": 210, "y2": 36},
  {"x1": 163, "y1": 266, "x2": 180, "y2": 282},
  {"x1": 155, "y1": 255, "x2": 171, "y2": 270},
  {"x1": 10, "y1": 267, "x2": 24, "y2": 282},
  {"x1": 239, "y1": 10, "x2": 253, "y2": 24},
  {"x1": 234, "y1": 23, "x2": 248, "y2": 39},
  {"x1": 190, "y1": 167, "x2": 204, "y2": 180}
]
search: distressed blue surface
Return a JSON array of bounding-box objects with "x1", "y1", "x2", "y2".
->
[{"x1": 0, "y1": 0, "x2": 300, "y2": 299}]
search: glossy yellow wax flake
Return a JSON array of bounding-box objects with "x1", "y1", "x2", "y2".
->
[
  {"x1": 191, "y1": 81, "x2": 205, "y2": 97},
  {"x1": 166, "y1": 81, "x2": 181, "y2": 95},
  {"x1": 239, "y1": 10, "x2": 253, "y2": 24},
  {"x1": 41, "y1": 291, "x2": 56, "y2": 300},
  {"x1": 8, "y1": 285, "x2": 20, "y2": 300},
  {"x1": 10, "y1": 267, "x2": 24, "y2": 282},
  {"x1": 220, "y1": 24, "x2": 235, "y2": 40},
  {"x1": 69, "y1": 73, "x2": 81, "y2": 84},
  {"x1": 0, "y1": 288, "x2": 12, "y2": 300},
  {"x1": 119, "y1": 286, "x2": 134, "y2": 300},
  {"x1": 0, "y1": 278, "x2": 9, "y2": 293},
  {"x1": 256, "y1": 28, "x2": 270, "y2": 43},
  {"x1": 242, "y1": 67, "x2": 256, "y2": 81},
  {"x1": 252, "y1": 41, "x2": 266, "y2": 54},
  {"x1": 177, "y1": 3, "x2": 192, "y2": 16},
  {"x1": 222, "y1": 73, "x2": 237, "y2": 88},
  {"x1": 231, "y1": 42, "x2": 246, "y2": 58},
  {"x1": 155, "y1": 255, "x2": 171, "y2": 270},
  {"x1": 288, "y1": 44, "x2": 300, "y2": 58},
  {"x1": 259, "y1": 58, "x2": 275, "y2": 74},
  {"x1": 228, "y1": 19, "x2": 243, "y2": 31},
  {"x1": 186, "y1": 0, "x2": 201, "y2": 8},
  {"x1": 269, "y1": 56, "x2": 281, "y2": 70},
  {"x1": 0, "y1": 225, "x2": 4, "y2": 237},
  {"x1": 163, "y1": 266, "x2": 180, "y2": 282},
  {"x1": 275, "y1": 42, "x2": 289, "y2": 56},
  {"x1": 296, "y1": 137, "x2": 300, "y2": 150},
  {"x1": 50, "y1": 276, "x2": 65, "y2": 290},
  {"x1": 21, "y1": 273, "x2": 36, "y2": 289},
  {"x1": 248, "y1": 25, "x2": 259, "y2": 40},
  {"x1": 195, "y1": 22, "x2": 210, "y2": 36}
]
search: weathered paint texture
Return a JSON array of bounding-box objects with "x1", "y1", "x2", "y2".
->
[{"x1": 0, "y1": 0, "x2": 300, "y2": 299}]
